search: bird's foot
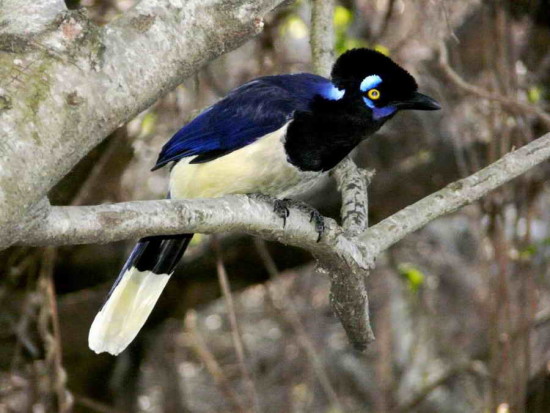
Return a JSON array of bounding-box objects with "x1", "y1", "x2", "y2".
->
[
  {"x1": 309, "y1": 208, "x2": 326, "y2": 243},
  {"x1": 247, "y1": 193, "x2": 290, "y2": 226},
  {"x1": 247, "y1": 194, "x2": 325, "y2": 241},
  {"x1": 273, "y1": 198, "x2": 291, "y2": 227},
  {"x1": 275, "y1": 198, "x2": 325, "y2": 242}
]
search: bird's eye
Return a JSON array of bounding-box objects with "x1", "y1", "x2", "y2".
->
[{"x1": 367, "y1": 89, "x2": 381, "y2": 100}]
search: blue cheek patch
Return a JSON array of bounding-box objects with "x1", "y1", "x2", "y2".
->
[
  {"x1": 321, "y1": 83, "x2": 345, "y2": 100},
  {"x1": 372, "y1": 105, "x2": 397, "y2": 119},
  {"x1": 360, "y1": 75, "x2": 382, "y2": 92},
  {"x1": 363, "y1": 97, "x2": 396, "y2": 119}
]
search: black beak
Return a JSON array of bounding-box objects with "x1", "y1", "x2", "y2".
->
[{"x1": 395, "y1": 92, "x2": 441, "y2": 111}]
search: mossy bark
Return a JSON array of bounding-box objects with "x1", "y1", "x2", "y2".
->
[{"x1": 0, "y1": 0, "x2": 285, "y2": 249}]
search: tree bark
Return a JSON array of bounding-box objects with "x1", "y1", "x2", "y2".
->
[{"x1": 0, "y1": 0, "x2": 287, "y2": 248}]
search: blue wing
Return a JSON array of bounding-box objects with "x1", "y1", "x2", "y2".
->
[{"x1": 152, "y1": 73, "x2": 336, "y2": 170}]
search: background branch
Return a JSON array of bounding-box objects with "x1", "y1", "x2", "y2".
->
[
  {"x1": 363, "y1": 132, "x2": 550, "y2": 255},
  {"x1": 438, "y1": 43, "x2": 550, "y2": 128},
  {"x1": 213, "y1": 240, "x2": 260, "y2": 413},
  {"x1": 310, "y1": 0, "x2": 335, "y2": 77}
]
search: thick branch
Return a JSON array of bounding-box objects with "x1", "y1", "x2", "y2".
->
[
  {"x1": 0, "y1": 0, "x2": 287, "y2": 248},
  {"x1": 17, "y1": 195, "x2": 372, "y2": 270},
  {"x1": 363, "y1": 132, "x2": 550, "y2": 255},
  {"x1": 309, "y1": 0, "x2": 374, "y2": 348},
  {"x1": 329, "y1": 158, "x2": 376, "y2": 349},
  {"x1": 1, "y1": 0, "x2": 66, "y2": 34},
  {"x1": 332, "y1": 157, "x2": 374, "y2": 236}
]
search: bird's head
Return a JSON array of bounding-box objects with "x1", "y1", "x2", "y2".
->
[{"x1": 323, "y1": 48, "x2": 440, "y2": 121}]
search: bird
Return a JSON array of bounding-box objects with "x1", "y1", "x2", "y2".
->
[{"x1": 88, "y1": 48, "x2": 440, "y2": 355}]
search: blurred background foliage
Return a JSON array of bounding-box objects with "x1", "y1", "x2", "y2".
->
[{"x1": 2, "y1": 0, "x2": 550, "y2": 412}]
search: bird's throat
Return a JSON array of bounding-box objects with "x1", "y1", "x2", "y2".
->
[{"x1": 284, "y1": 110, "x2": 382, "y2": 172}]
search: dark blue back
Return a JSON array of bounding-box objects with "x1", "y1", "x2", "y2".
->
[{"x1": 153, "y1": 73, "x2": 333, "y2": 169}]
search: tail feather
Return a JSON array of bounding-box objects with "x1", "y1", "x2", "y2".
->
[{"x1": 89, "y1": 234, "x2": 193, "y2": 355}]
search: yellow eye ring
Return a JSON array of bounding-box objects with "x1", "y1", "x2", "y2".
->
[{"x1": 367, "y1": 89, "x2": 381, "y2": 100}]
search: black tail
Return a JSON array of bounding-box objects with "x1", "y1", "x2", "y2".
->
[
  {"x1": 89, "y1": 234, "x2": 193, "y2": 355},
  {"x1": 123, "y1": 233, "x2": 193, "y2": 275}
]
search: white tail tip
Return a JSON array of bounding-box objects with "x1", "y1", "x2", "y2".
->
[{"x1": 89, "y1": 268, "x2": 171, "y2": 355}]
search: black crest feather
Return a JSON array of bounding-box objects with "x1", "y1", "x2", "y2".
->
[{"x1": 331, "y1": 48, "x2": 418, "y2": 98}]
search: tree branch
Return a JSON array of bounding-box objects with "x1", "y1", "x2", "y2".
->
[
  {"x1": 13, "y1": 133, "x2": 550, "y2": 349},
  {"x1": 310, "y1": 0, "x2": 334, "y2": 77},
  {"x1": 438, "y1": 43, "x2": 550, "y2": 128},
  {"x1": 1, "y1": 0, "x2": 66, "y2": 34},
  {"x1": 328, "y1": 158, "x2": 376, "y2": 349},
  {"x1": 363, "y1": 132, "x2": 550, "y2": 255},
  {"x1": 332, "y1": 157, "x2": 374, "y2": 236},
  {"x1": 7, "y1": 1, "x2": 550, "y2": 352},
  {"x1": 309, "y1": 0, "x2": 375, "y2": 348},
  {"x1": 0, "y1": 0, "x2": 288, "y2": 248}
]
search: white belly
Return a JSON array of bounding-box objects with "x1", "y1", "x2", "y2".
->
[{"x1": 169, "y1": 124, "x2": 323, "y2": 200}]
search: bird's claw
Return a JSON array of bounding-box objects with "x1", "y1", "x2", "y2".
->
[
  {"x1": 273, "y1": 199, "x2": 291, "y2": 227},
  {"x1": 275, "y1": 198, "x2": 325, "y2": 242},
  {"x1": 309, "y1": 209, "x2": 325, "y2": 243},
  {"x1": 248, "y1": 194, "x2": 290, "y2": 227},
  {"x1": 247, "y1": 194, "x2": 325, "y2": 241}
]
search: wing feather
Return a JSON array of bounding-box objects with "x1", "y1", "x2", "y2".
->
[{"x1": 152, "y1": 74, "x2": 333, "y2": 170}]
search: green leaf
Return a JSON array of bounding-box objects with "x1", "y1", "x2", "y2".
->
[
  {"x1": 374, "y1": 44, "x2": 390, "y2": 56},
  {"x1": 279, "y1": 15, "x2": 309, "y2": 39},
  {"x1": 140, "y1": 112, "x2": 157, "y2": 136},
  {"x1": 519, "y1": 244, "x2": 537, "y2": 259},
  {"x1": 528, "y1": 86, "x2": 541, "y2": 103},
  {"x1": 333, "y1": 5, "x2": 353, "y2": 29},
  {"x1": 398, "y1": 263, "x2": 425, "y2": 293}
]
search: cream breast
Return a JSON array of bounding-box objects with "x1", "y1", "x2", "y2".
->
[{"x1": 169, "y1": 123, "x2": 322, "y2": 200}]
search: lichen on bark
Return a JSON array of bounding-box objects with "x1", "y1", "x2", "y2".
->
[{"x1": 0, "y1": 0, "x2": 289, "y2": 249}]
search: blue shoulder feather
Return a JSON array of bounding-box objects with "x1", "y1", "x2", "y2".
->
[{"x1": 152, "y1": 73, "x2": 334, "y2": 170}]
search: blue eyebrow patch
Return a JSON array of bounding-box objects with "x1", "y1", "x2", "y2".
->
[
  {"x1": 320, "y1": 83, "x2": 345, "y2": 100},
  {"x1": 360, "y1": 75, "x2": 382, "y2": 92}
]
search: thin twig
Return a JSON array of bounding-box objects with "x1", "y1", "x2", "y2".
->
[
  {"x1": 254, "y1": 239, "x2": 344, "y2": 411},
  {"x1": 438, "y1": 43, "x2": 550, "y2": 128},
  {"x1": 184, "y1": 311, "x2": 247, "y2": 413},
  {"x1": 363, "y1": 132, "x2": 550, "y2": 255},
  {"x1": 309, "y1": 0, "x2": 375, "y2": 351},
  {"x1": 439, "y1": 0, "x2": 459, "y2": 43},
  {"x1": 395, "y1": 361, "x2": 487, "y2": 412},
  {"x1": 373, "y1": 0, "x2": 396, "y2": 43},
  {"x1": 213, "y1": 238, "x2": 261, "y2": 413},
  {"x1": 73, "y1": 395, "x2": 121, "y2": 413},
  {"x1": 38, "y1": 247, "x2": 73, "y2": 413},
  {"x1": 70, "y1": 131, "x2": 126, "y2": 206}
]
